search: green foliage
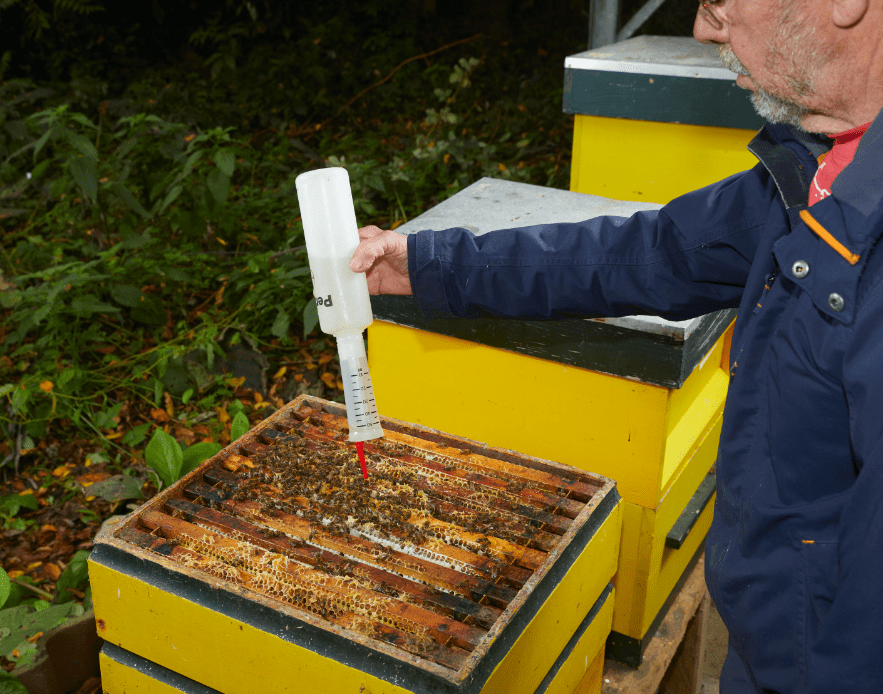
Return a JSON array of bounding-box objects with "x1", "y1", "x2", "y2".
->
[
  {"x1": 1, "y1": 87, "x2": 313, "y2": 460},
  {"x1": 0, "y1": 557, "x2": 91, "y2": 672},
  {"x1": 0, "y1": 670, "x2": 29, "y2": 694},
  {"x1": 144, "y1": 428, "x2": 220, "y2": 488},
  {"x1": 85, "y1": 473, "x2": 145, "y2": 502},
  {"x1": 1, "y1": 2, "x2": 577, "y2": 487},
  {"x1": 53, "y1": 550, "x2": 89, "y2": 604},
  {"x1": 0, "y1": 568, "x2": 10, "y2": 609},
  {"x1": 0, "y1": 601, "x2": 85, "y2": 670},
  {"x1": 2, "y1": 0, "x2": 104, "y2": 42},
  {"x1": 230, "y1": 411, "x2": 249, "y2": 441},
  {"x1": 0, "y1": 493, "x2": 38, "y2": 519}
]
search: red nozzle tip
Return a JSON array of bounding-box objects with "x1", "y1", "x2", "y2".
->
[{"x1": 356, "y1": 442, "x2": 368, "y2": 479}]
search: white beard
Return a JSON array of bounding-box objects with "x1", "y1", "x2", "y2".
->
[{"x1": 719, "y1": 45, "x2": 809, "y2": 129}]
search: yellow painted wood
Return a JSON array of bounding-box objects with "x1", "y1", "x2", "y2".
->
[
  {"x1": 541, "y1": 592, "x2": 613, "y2": 694},
  {"x1": 100, "y1": 651, "x2": 187, "y2": 694},
  {"x1": 368, "y1": 320, "x2": 732, "y2": 509},
  {"x1": 479, "y1": 501, "x2": 621, "y2": 694},
  {"x1": 90, "y1": 560, "x2": 412, "y2": 694},
  {"x1": 660, "y1": 335, "x2": 729, "y2": 491},
  {"x1": 90, "y1": 503, "x2": 620, "y2": 694},
  {"x1": 569, "y1": 115, "x2": 758, "y2": 204},
  {"x1": 611, "y1": 413, "x2": 722, "y2": 639},
  {"x1": 574, "y1": 649, "x2": 605, "y2": 694}
]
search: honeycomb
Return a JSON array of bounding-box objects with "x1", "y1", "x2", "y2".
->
[{"x1": 116, "y1": 401, "x2": 601, "y2": 670}]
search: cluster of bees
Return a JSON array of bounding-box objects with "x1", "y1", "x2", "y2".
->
[
  {"x1": 161, "y1": 420, "x2": 564, "y2": 641},
  {"x1": 222, "y1": 426, "x2": 526, "y2": 558}
]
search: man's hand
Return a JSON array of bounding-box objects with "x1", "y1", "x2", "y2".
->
[{"x1": 349, "y1": 225, "x2": 412, "y2": 295}]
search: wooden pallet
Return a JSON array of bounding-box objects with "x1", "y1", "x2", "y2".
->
[{"x1": 602, "y1": 554, "x2": 710, "y2": 694}]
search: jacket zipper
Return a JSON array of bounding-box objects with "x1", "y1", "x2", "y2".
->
[{"x1": 754, "y1": 270, "x2": 778, "y2": 314}]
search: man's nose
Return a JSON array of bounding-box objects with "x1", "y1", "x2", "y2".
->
[{"x1": 693, "y1": 6, "x2": 728, "y2": 44}]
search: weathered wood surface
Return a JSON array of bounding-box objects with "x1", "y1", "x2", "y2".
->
[{"x1": 601, "y1": 554, "x2": 708, "y2": 694}]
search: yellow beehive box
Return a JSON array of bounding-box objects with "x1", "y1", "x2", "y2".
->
[
  {"x1": 564, "y1": 35, "x2": 762, "y2": 204},
  {"x1": 91, "y1": 396, "x2": 621, "y2": 694},
  {"x1": 96, "y1": 586, "x2": 614, "y2": 694},
  {"x1": 537, "y1": 585, "x2": 613, "y2": 694},
  {"x1": 369, "y1": 321, "x2": 725, "y2": 668},
  {"x1": 369, "y1": 318, "x2": 731, "y2": 511},
  {"x1": 607, "y1": 415, "x2": 720, "y2": 666}
]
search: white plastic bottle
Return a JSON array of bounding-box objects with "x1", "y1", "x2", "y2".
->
[{"x1": 295, "y1": 167, "x2": 383, "y2": 443}]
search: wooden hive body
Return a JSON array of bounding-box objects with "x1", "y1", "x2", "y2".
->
[{"x1": 91, "y1": 396, "x2": 621, "y2": 694}]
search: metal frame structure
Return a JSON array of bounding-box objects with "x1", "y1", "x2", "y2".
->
[{"x1": 589, "y1": 0, "x2": 671, "y2": 48}]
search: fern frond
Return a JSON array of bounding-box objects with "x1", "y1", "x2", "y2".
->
[{"x1": 54, "y1": 0, "x2": 105, "y2": 15}]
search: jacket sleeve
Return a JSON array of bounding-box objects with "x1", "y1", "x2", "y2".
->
[
  {"x1": 805, "y1": 267, "x2": 883, "y2": 693},
  {"x1": 407, "y1": 163, "x2": 777, "y2": 322}
]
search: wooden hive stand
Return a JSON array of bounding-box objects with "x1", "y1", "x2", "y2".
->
[{"x1": 602, "y1": 554, "x2": 711, "y2": 694}]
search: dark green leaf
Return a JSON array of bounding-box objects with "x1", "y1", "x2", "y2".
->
[
  {"x1": 65, "y1": 133, "x2": 98, "y2": 161},
  {"x1": 0, "y1": 290, "x2": 21, "y2": 309},
  {"x1": 0, "y1": 569, "x2": 10, "y2": 610},
  {"x1": 156, "y1": 184, "x2": 183, "y2": 215},
  {"x1": 0, "y1": 670, "x2": 30, "y2": 694},
  {"x1": 130, "y1": 294, "x2": 166, "y2": 326},
  {"x1": 0, "y1": 494, "x2": 38, "y2": 517},
  {"x1": 144, "y1": 428, "x2": 183, "y2": 488},
  {"x1": 32, "y1": 128, "x2": 52, "y2": 161},
  {"x1": 214, "y1": 148, "x2": 235, "y2": 177},
  {"x1": 114, "y1": 137, "x2": 139, "y2": 161},
  {"x1": 69, "y1": 113, "x2": 98, "y2": 130},
  {"x1": 206, "y1": 168, "x2": 230, "y2": 204},
  {"x1": 70, "y1": 295, "x2": 120, "y2": 317},
  {"x1": 270, "y1": 307, "x2": 290, "y2": 340},
  {"x1": 9, "y1": 388, "x2": 28, "y2": 414},
  {"x1": 68, "y1": 156, "x2": 97, "y2": 204},
  {"x1": 0, "y1": 603, "x2": 78, "y2": 655},
  {"x1": 108, "y1": 182, "x2": 150, "y2": 219},
  {"x1": 92, "y1": 401, "x2": 123, "y2": 429},
  {"x1": 54, "y1": 550, "x2": 90, "y2": 604},
  {"x1": 121, "y1": 422, "x2": 151, "y2": 447},
  {"x1": 111, "y1": 284, "x2": 144, "y2": 307},
  {"x1": 86, "y1": 475, "x2": 145, "y2": 502},
  {"x1": 302, "y1": 300, "x2": 319, "y2": 338},
  {"x1": 181, "y1": 442, "x2": 222, "y2": 477},
  {"x1": 120, "y1": 226, "x2": 151, "y2": 250},
  {"x1": 231, "y1": 411, "x2": 249, "y2": 442},
  {"x1": 56, "y1": 368, "x2": 77, "y2": 388}
]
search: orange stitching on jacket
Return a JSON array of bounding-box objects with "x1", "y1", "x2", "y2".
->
[{"x1": 799, "y1": 210, "x2": 860, "y2": 266}]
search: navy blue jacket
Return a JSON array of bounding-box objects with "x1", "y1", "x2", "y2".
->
[{"x1": 405, "y1": 112, "x2": 883, "y2": 693}]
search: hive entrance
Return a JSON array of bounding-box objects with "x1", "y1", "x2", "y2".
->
[{"x1": 117, "y1": 402, "x2": 602, "y2": 671}]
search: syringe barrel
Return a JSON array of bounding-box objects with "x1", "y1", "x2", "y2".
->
[
  {"x1": 336, "y1": 332, "x2": 384, "y2": 443},
  {"x1": 295, "y1": 168, "x2": 373, "y2": 336}
]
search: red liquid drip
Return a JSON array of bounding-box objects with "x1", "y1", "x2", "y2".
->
[{"x1": 356, "y1": 442, "x2": 369, "y2": 479}]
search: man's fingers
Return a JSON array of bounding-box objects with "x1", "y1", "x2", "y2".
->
[
  {"x1": 350, "y1": 229, "x2": 404, "y2": 272},
  {"x1": 350, "y1": 237, "x2": 382, "y2": 272},
  {"x1": 357, "y1": 225, "x2": 386, "y2": 240}
]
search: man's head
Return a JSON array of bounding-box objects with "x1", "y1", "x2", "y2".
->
[{"x1": 694, "y1": 0, "x2": 883, "y2": 133}]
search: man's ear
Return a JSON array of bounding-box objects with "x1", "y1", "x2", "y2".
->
[{"x1": 832, "y1": 0, "x2": 869, "y2": 28}]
